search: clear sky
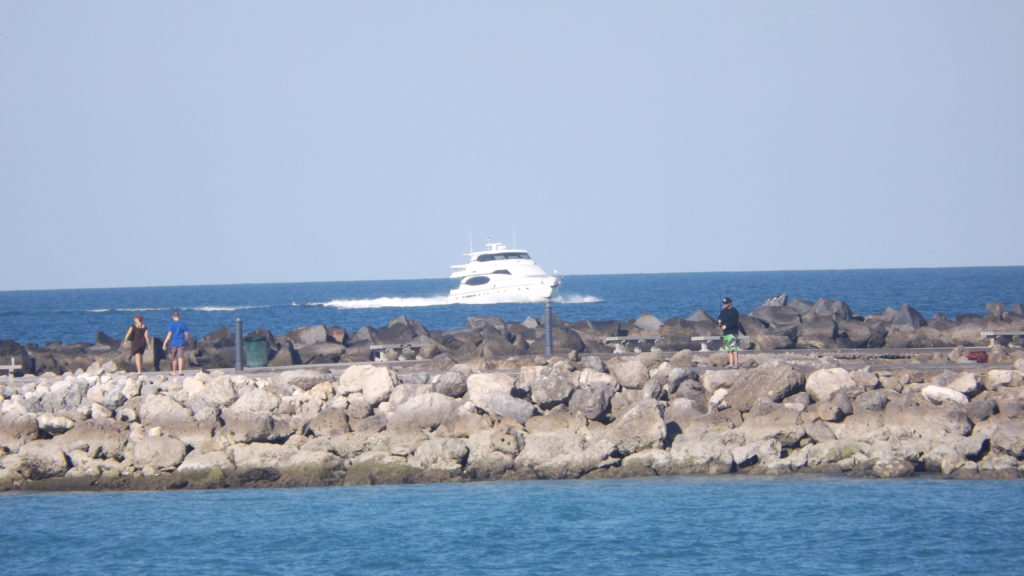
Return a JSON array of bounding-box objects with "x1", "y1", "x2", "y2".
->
[{"x1": 2, "y1": 1, "x2": 1021, "y2": 291}]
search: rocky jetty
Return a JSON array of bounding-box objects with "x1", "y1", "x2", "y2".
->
[
  {"x1": 3, "y1": 297, "x2": 1023, "y2": 375},
  {"x1": 2, "y1": 342, "x2": 1024, "y2": 491},
  {"x1": 2, "y1": 296, "x2": 1023, "y2": 491}
]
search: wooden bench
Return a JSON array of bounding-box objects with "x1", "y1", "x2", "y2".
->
[
  {"x1": 603, "y1": 336, "x2": 661, "y2": 353},
  {"x1": 982, "y1": 331, "x2": 1024, "y2": 347},
  {"x1": 369, "y1": 343, "x2": 425, "y2": 361},
  {"x1": 1, "y1": 357, "x2": 22, "y2": 385},
  {"x1": 691, "y1": 335, "x2": 748, "y2": 351}
]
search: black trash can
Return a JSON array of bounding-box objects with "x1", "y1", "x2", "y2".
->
[{"x1": 244, "y1": 336, "x2": 268, "y2": 368}]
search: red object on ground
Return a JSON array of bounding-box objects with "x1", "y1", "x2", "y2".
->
[{"x1": 967, "y1": 350, "x2": 989, "y2": 363}]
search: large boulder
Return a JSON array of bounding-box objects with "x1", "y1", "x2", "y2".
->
[
  {"x1": 606, "y1": 357, "x2": 649, "y2": 390},
  {"x1": 339, "y1": 365, "x2": 398, "y2": 406},
  {"x1": 568, "y1": 369, "x2": 617, "y2": 421},
  {"x1": 723, "y1": 363, "x2": 804, "y2": 413},
  {"x1": 130, "y1": 435, "x2": 187, "y2": 470},
  {"x1": 523, "y1": 365, "x2": 577, "y2": 409},
  {"x1": 54, "y1": 418, "x2": 129, "y2": 461},
  {"x1": 806, "y1": 368, "x2": 862, "y2": 404},
  {"x1": 285, "y1": 325, "x2": 328, "y2": 347},
  {"x1": 467, "y1": 373, "x2": 534, "y2": 424},
  {"x1": 387, "y1": 392, "x2": 462, "y2": 433},
  {"x1": 272, "y1": 368, "x2": 334, "y2": 392},
  {"x1": 797, "y1": 319, "x2": 838, "y2": 349},
  {"x1": 750, "y1": 305, "x2": 802, "y2": 328},
  {"x1": 515, "y1": 432, "x2": 616, "y2": 479},
  {"x1": 138, "y1": 394, "x2": 194, "y2": 430},
  {"x1": 601, "y1": 399, "x2": 666, "y2": 454},
  {"x1": 0, "y1": 413, "x2": 39, "y2": 451},
  {"x1": 12, "y1": 440, "x2": 70, "y2": 479}
]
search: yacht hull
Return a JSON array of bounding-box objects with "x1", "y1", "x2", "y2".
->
[
  {"x1": 448, "y1": 276, "x2": 559, "y2": 304},
  {"x1": 448, "y1": 241, "x2": 559, "y2": 304}
]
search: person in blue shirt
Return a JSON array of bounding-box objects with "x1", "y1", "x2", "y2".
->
[{"x1": 162, "y1": 311, "x2": 190, "y2": 376}]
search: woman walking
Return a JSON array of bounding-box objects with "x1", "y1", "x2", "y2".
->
[{"x1": 123, "y1": 314, "x2": 150, "y2": 375}]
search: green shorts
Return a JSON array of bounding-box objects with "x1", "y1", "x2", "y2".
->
[{"x1": 722, "y1": 334, "x2": 739, "y2": 352}]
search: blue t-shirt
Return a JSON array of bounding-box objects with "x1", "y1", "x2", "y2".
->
[{"x1": 167, "y1": 320, "x2": 189, "y2": 347}]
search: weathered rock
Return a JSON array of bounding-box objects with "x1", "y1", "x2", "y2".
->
[
  {"x1": 0, "y1": 413, "x2": 39, "y2": 451},
  {"x1": 600, "y1": 399, "x2": 666, "y2": 454},
  {"x1": 13, "y1": 440, "x2": 69, "y2": 479},
  {"x1": 568, "y1": 369, "x2": 617, "y2": 421},
  {"x1": 286, "y1": 325, "x2": 328, "y2": 347},
  {"x1": 806, "y1": 368, "x2": 862, "y2": 403},
  {"x1": 272, "y1": 369, "x2": 334, "y2": 392},
  {"x1": 606, "y1": 357, "x2": 648, "y2": 390},
  {"x1": 130, "y1": 435, "x2": 187, "y2": 470},
  {"x1": 340, "y1": 365, "x2": 397, "y2": 406},
  {"x1": 467, "y1": 372, "x2": 534, "y2": 424},
  {"x1": 723, "y1": 363, "x2": 804, "y2": 413},
  {"x1": 525, "y1": 365, "x2": 577, "y2": 409},
  {"x1": 388, "y1": 393, "x2": 461, "y2": 433}
]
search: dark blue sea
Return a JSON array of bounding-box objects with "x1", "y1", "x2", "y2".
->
[
  {"x1": 1, "y1": 267, "x2": 1022, "y2": 346},
  {"x1": 1, "y1": 476, "x2": 1023, "y2": 575}
]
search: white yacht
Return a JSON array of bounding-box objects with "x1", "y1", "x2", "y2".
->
[{"x1": 448, "y1": 241, "x2": 560, "y2": 304}]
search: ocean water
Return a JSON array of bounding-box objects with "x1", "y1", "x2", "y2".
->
[
  {"x1": 1, "y1": 476, "x2": 1023, "y2": 575},
  {"x1": 1, "y1": 267, "x2": 1022, "y2": 346}
]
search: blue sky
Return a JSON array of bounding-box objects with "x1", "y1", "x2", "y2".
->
[{"x1": 2, "y1": 1, "x2": 1021, "y2": 291}]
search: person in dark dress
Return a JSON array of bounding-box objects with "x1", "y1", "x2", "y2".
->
[{"x1": 123, "y1": 314, "x2": 150, "y2": 375}]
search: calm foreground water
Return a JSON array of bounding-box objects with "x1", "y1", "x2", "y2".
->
[
  {"x1": 1, "y1": 476, "x2": 1023, "y2": 575},
  {"x1": 1, "y1": 267, "x2": 1022, "y2": 345}
]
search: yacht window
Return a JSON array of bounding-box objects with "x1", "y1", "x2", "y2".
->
[
  {"x1": 465, "y1": 276, "x2": 490, "y2": 286},
  {"x1": 478, "y1": 254, "x2": 495, "y2": 262},
  {"x1": 493, "y1": 269, "x2": 511, "y2": 275}
]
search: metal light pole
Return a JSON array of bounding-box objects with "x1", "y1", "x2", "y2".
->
[
  {"x1": 235, "y1": 317, "x2": 243, "y2": 371},
  {"x1": 544, "y1": 297, "x2": 553, "y2": 355}
]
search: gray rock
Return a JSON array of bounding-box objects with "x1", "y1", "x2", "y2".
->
[
  {"x1": 750, "y1": 305, "x2": 802, "y2": 328},
  {"x1": 603, "y1": 399, "x2": 665, "y2": 454},
  {"x1": 388, "y1": 393, "x2": 461, "y2": 433},
  {"x1": 606, "y1": 357, "x2": 648, "y2": 390},
  {"x1": 286, "y1": 325, "x2": 328, "y2": 347},
  {"x1": 15, "y1": 440, "x2": 69, "y2": 479},
  {"x1": 130, "y1": 435, "x2": 187, "y2": 470},
  {"x1": 467, "y1": 373, "x2": 534, "y2": 424},
  {"x1": 430, "y1": 371, "x2": 468, "y2": 398},
  {"x1": 527, "y1": 365, "x2": 577, "y2": 409},
  {"x1": 139, "y1": 394, "x2": 194, "y2": 430},
  {"x1": 568, "y1": 370, "x2": 617, "y2": 421},
  {"x1": 0, "y1": 413, "x2": 39, "y2": 451},
  {"x1": 722, "y1": 363, "x2": 803, "y2": 413},
  {"x1": 340, "y1": 365, "x2": 397, "y2": 406},
  {"x1": 272, "y1": 368, "x2": 333, "y2": 392}
]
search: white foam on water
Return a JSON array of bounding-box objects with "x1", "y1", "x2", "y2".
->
[
  {"x1": 555, "y1": 294, "x2": 603, "y2": 304},
  {"x1": 313, "y1": 296, "x2": 451, "y2": 309},
  {"x1": 189, "y1": 305, "x2": 267, "y2": 312}
]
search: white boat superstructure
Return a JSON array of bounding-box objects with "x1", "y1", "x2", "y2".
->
[{"x1": 448, "y1": 242, "x2": 560, "y2": 304}]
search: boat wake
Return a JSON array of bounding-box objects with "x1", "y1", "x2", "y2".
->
[
  {"x1": 88, "y1": 305, "x2": 270, "y2": 313},
  {"x1": 313, "y1": 296, "x2": 451, "y2": 309},
  {"x1": 555, "y1": 294, "x2": 603, "y2": 304},
  {"x1": 312, "y1": 294, "x2": 602, "y2": 309}
]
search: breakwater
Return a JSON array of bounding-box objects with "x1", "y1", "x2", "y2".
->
[
  {"x1": 2, "y1": 296, "x2": 1023, "y2": 491},
  {"x1": 2, "y1": 342, "x2": 1023, "y2": 491}
]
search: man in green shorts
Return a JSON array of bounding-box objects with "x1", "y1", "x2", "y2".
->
[{"x1": 716, "y1": 297, "x2": 741, "y2": 368}]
